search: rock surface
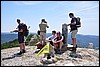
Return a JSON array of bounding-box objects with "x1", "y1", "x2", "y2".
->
[{"x1": 1, "y1": 46, "x2": 99, "y2": 66}]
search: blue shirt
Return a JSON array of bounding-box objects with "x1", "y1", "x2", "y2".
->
[{"x1": 18, "y1": 24, "x2": 23, "y2": 37}]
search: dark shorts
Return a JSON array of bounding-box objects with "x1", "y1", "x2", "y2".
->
[{"x1": 18, "y1": 36, "x2": 24, "y2": 43}]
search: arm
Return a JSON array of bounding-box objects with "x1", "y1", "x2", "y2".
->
[
  {"x1": 70, "y1": 22, "x2": 76, "y2": 25},
  {"x1": 46, "y1": 24, "x2": 49, "y2": 28},
  {"x1": 12, "y1": 29, "x2": 23, "y2": 32},
  {"x1": 52, "y1": 37, "x2": 57, "y2": 43},
  {"x1": 46, "y1": 23, "x2": 49, "y2": 28},
  {"x1": 67, "y1": 22, "x2": 76, "y2": 26},
  {"x1": 12, "y1": 24, "x2": 23, "y2": 32},
  {"x1": 67, "y1": 18, "x2": 76, "y2": 26},
  {"x1": 47, "y1": 25, "x2": 49, "y2": 28},
  {"x1": 18, "y1": 29, "x2": 23, "y2": 32},
  {"x1": 46, "y1": 36, "x2": 52, "y2": 41},
  {"x1": 67, "y1": 23, "x2": 71, "y2": 26},
  {"x1": 57, "y1": 36, "x2": 64, "y2": 42},
  {"x1": 71, "y1": 18, "x2": 76, "y2": 25}
]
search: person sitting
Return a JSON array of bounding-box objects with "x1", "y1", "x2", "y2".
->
[
  {"x1": 46, "y1": 30, "x2": 56, "y2": 46},
  {"x1": 52, "y1": 32, "x2": 64, "y2": 54}
]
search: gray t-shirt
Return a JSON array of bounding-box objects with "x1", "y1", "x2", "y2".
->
[{"x1": 39, "y1": 22, "x2": 48, "y2": 32}]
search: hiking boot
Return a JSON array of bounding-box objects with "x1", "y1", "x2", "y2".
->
[
  {"x1": 16, "y1": 51, "x2": 23, "y2": 55},
  {"x1": 47, "y1": 54, "x2": 51, "y2": 59},
  {"x1": 54, "y1": 49, "x2": 56, "y2": 54},
  {"x1": 54, "y1": 48, "x2": 58, "y2": 54},
  {"x1": 72, "y1": 47, "x2": 76, "y2": 53},
  {"x1": 52, "y1": 55, "x2": 54, "y2": 58},
  {"x1": 76, "y1": 44, "x2": 77, "y2": 48},
  {"x1": 22, "y1": 49, "x2": 26, "y2": 53},
  {"x1": 70, "y1": 47, "x2": 77, "y2": 58},
  {"x1": 71, "y1": 44, "x2": 77, "y2": 48},
  {"x1": 57, "y1": 49, "x2": 62, "y2": 54}
]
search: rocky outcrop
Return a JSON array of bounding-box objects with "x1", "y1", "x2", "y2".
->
[{"x1": 1, "y1": 46, "x2": 99, "y2": 66}]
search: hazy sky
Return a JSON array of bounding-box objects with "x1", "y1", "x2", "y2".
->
[{"x1": 1, "y1": 1, "x2": 99, "y2": 36}]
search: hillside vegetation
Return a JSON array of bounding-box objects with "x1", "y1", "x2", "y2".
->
[{"x1": 1, "y1": 34, "x2": 39, "y2": 49}]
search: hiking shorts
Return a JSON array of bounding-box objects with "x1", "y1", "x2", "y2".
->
[
  {"x1": 18, "y1": 36, "x2": 24, "y2": 43},
  {"x1": 40, "y1": 32, "x2": 46, "y2": 40},
  {"x1": 71, "y1": 30, "x2": 77, "y2": 38}
]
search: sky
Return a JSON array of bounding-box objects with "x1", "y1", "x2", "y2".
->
[{"x1": 1, "y1": 1, "x2": 99, "y2": 36}]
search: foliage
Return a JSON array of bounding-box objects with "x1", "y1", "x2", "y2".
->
[
  {"x1": 1, "y1": 39, "x2": 19, "y2": 49},
  {"x1": 25, "y1": 34, "x2": 34, "y2": 46},
  {"x1": 28, "y1": 34, "x2": 40, "y2": 46},
  {"x1": 1, "y1": 34, "x2": 39, "y2": 49}
]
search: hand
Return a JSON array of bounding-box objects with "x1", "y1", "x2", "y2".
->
[
  {"x1": 53, "y1": 42, "x2": 57, "y2": 43},
  {"x1": 58, "y1": 40, "x2": 62, "y2": 42},
  {"x1": 57, "y1": 41, "x2": 60, "y2": 43},
  {"x1": 53, "y1": 40, "x2": 57, "y2": 43},
  {"x1": 47, "y1": 26, "x2": 49, "y2": 28},
  {"x1": 10, "y1": 31, "x2": 13, "y2": 33}
]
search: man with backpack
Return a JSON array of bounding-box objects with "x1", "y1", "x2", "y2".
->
[
  {"x1": 11, "y1": 19, "x2": 27, "y2": 55},
  {"x1": 67, "y1": 13, "x2": 81, "y2": 53}
]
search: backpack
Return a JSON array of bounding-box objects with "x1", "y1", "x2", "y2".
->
[
  {"x1": 37, "y1": 42, "x2": 41, "y2": 49},
  {"x1": 75, "y1": 17, "x2": 81, "y2": 28},
  {"x1": 21, "y1": 23, "x2": 29, "y2": 37},
  {"x1": 37, "y1": 30, "x2": 40, "y2": 35}
]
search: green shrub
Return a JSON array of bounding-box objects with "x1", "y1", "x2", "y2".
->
[
  {"x1": 1, "y1": 39, "x2": 19, "y2": 49},
  {"x1": 1, "y1": 34, "x2": 40, "y2": 49}
]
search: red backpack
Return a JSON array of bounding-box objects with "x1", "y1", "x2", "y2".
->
[
  {"x1": 21, "y1": 23, "x2": 29, "y2": 37},
  {"x1": 37, "y1": 42, "x2": 41, "y2": 49}
]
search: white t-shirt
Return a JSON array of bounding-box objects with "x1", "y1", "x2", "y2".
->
[{"x1": 47, "y1": 35, "x2": 56, "y2": 40}]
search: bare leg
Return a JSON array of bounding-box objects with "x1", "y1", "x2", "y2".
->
[
  {"x1": 43, "y1": 38, "x2": 45, "y2": 46},
  {"x1": 20, "y1": 43, "x2": 23, "y2": 52},
  {"x1": 72, "y1": 38, "x2": 76, "y2": 47},
  {"x1": 22, "y1": 43, "x2": 25, "y2": 50},
  {"x1": 53, "y1": 43, "x2": 58, "y2": 49},
  {"x1": 60, "y1": 42, "x2": 63, "y2": 50},
  {"x1": 71, "y1": 30, "x2": 77, "y2": 47},
  {"x1": 53, "y1": 43, "x2": 58, "y2": 54},
  {"x1": 40, "y1": 35, "x2": 43, "y2": 45}
]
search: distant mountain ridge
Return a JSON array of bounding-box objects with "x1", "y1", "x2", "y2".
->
[{"x1": 1, "y1": 32, "x2": 99, "y2": 49}]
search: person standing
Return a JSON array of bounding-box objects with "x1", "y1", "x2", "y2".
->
[
  {"x1": 11, "y1": 19, "x2": 26, "y2": 55},
  {"x1": 39, "y1": 19, "x2": 49, "y2": 48},
  {"x1": 67, "y1": 13, "x2": 78, "y2": 53}
]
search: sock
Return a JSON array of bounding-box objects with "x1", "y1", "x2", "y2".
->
[
  {"x1": 73, "y1": 45, "x2": 76, "y2": 47},
  {"x1": 20, "y1": 49, "x2": 23, "y2": 52}
]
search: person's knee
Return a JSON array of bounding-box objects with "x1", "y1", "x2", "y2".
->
[
  {"x1": 60, "y1": 41, "x2": 63, "y2": 45},
  {"x1": 72, "y1": 37, "x2": 76, "y2": 40}
]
